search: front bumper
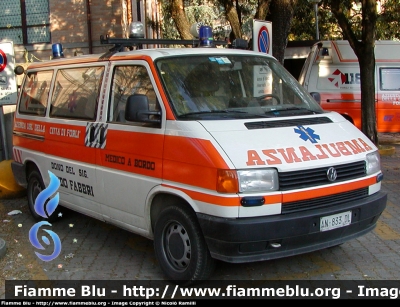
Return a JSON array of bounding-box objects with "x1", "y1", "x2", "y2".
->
[{"x1": 197, "y1": 191, "x2": 387, "y2": 263}]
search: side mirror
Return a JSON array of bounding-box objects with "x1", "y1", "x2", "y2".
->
[
  {"x1": 310, "y1": 92, "x2": 321, "y2": 104},
  {"x1": 125, "y1": 94, "x2": 161, "y2": 124},
  {"x1": 14, "y1": 65, "x2": 25, "y2": 75}
]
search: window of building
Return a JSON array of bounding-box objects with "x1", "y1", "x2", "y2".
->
[{"x1": 0, "y1": 0, "x2": 50, "y2": 44}]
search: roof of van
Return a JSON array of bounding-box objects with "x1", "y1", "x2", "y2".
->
[
  {"x1": 314, "y1": 40, "x2": 400, "y2": 62},
  {"x1": 26, "y1": 47, "x2": 268, "y2": 69}
]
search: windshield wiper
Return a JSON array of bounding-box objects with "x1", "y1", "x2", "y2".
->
[
  {"x1": 279, "y1": 107, "x2": 309, "y2": 111},
  {"x1": 179, "y1": 110, "x2": 247, "y2": 117},
  {"x1": 282, "y1": 107, "x2": 323, "y2": 114},
  {"x1": 265, "y1": 107, "x2": 322, "y2": 115}
]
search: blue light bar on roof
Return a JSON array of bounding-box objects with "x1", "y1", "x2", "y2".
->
[
  {"x1": 199, "y1": 26, "x2": 213, "y2": 47},
  {"x1": 52, "y1": 43, "x2": 64, "y2": 59}
]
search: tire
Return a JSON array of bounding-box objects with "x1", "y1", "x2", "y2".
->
[
  {"x1": 27, "y1": 169, "x2": 60, "y2": 222},
  {"x1": 154, "y1": 204, "x2": 216, "y2": 285}
]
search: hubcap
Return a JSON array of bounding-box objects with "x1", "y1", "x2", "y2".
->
[{"x1": 164, "y1": 222, "x2": 191, "y2": 271}]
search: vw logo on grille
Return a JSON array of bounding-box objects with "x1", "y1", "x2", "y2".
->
[{"x1": 327, "y1": 167, "x2": 337, "y2": 182}]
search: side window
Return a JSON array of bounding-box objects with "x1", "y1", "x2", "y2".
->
[
  {"x1": 108, "y1": 65, "x2": 159, "y2": 126},
  {"x1": 19, "y1": 70, "x2": 52, "y2": 116},
  {"x1": 50, "y1": 66, "x2": 104, "y2": 120},
  {"x1": 380, "y1": 68, "x2": 400, "y2": 91}
]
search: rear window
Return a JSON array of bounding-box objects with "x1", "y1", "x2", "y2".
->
[{"x1": 19, "y1": 70, "x2": 53, "y2": 116}]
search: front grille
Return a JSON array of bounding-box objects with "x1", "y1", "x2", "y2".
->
[
  {"x1": 282, "y1": 187, "x2": 369, "y2": 214},
  {"x1": 279, "y1": 160, "x2": 366, "y2": 191}
]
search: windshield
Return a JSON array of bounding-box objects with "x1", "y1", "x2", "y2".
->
[{"x1": 156, "y1": 54, "x2": 323, "y2": 120}]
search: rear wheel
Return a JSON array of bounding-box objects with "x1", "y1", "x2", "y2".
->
[
  {"x1": 27, "y1": 169, "x2": 60, "y2": 222},
  {"x1": 154, "y1": 204, "x2": 215, "y2": 285}
]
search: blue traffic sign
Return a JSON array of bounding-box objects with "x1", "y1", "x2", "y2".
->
[
  {"x1": 257, "y1": 26, "x2": 270, "y2": 54},
  {"x1": 0, "y1": 49, "x2": 7, "y2": 72}
]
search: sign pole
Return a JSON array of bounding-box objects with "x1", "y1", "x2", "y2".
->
[{"x1": 0, "y1": 106, "x2": 9, "y2": 160}]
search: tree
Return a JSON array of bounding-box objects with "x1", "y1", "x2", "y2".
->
[
  {"x1": 163, "y1": 0, "x2": 298, "y2": 66},
  {"x1": 166, "y1": 0, "x2": 235, "y2": 41},
  {"x1": 219, "y1": 0, "x2": 298, "y2": 65},
  {"x1": 376, "y1": 0, "x2": 400, "y2": 40},
  {"x1": 324, "y1": 0, "x2": 378, "y2": 145},
  {"x1": 215, "y1": 0, "x2": 298, "y2": 65},
  {"x1": 290, "y1": 0, "x2": 338, "y2": 40},
  {"x1": 290, "y1": 0, "x2": 400, "y2": 41},
  {"x1": 218, "y1": 0, "x2": 243, "y2": 40},
  {"x1": 170, "y1": 0, "x2": 193, "y2": 40},
  {"x1": 266, "y1": 0, "x2": 298, "y2": 64},
  {"x1": 254, "y1": 0, "x2": 271, "y2": 20}
]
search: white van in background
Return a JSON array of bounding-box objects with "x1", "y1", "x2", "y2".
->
[{"x1": 299, "y1": 40, "x2": 400, "y2": 132}]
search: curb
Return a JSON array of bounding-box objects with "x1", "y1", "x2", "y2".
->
[
  {"x1": 378, "y1": 134, "x2": 399, "y2": 156},
  {"x1": 379, "y1": 145, "x2": 396, "y2": 156},
  {"x1": 0, "y1": 237, "x2": 6, "y2": 259},
  {"x1": 378, "y1": 133, "x2": 400, "y2": 145}
]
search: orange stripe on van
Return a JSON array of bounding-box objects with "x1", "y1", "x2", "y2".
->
[
  {"x1": 13, "y1": 118, "x2": 46, "y2": 137},
  {"x1": 14, "y1": 125, "x2": 96, "y2": 164},
  {"x1": 162, "y1": 184, "x2": 240, "y2": 206},
  {"x1": 163, "y1": 135, "x2": 230, "y2": 190},
  {"x1": 100, "y1": 129, "x2": 164, "y2": 178},
  {"x1": 282, "y1": 176, "x2": 376, "y2": 203},
  {"x1": 162, "y1": 184, "x2": 282, "y2": 207},
  {"x1": 164, "y1": 176, "x2": 376, "y2": 207}
]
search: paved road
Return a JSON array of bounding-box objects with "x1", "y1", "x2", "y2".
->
[{"x1": 1, "y1": 144, "x2": 400, "y2": 298}]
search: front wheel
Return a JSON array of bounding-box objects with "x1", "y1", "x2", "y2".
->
[{"x1": 153, "y1": 204, "x2": 216, "y2": 285}]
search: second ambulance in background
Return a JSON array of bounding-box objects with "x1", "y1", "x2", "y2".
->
[{"x1": 299, "y1": 40, "x2": 400, "y2": 132}]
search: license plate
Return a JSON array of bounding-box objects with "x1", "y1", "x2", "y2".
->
[{"x1": 320, "y1": 211, "x2": 352, "y2": 232}]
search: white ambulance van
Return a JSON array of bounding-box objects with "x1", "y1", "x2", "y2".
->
[
  {"x1": 11, "y1": 27, "x2": 387, "y2": 285},
  {"x1": 299, "y1": 40, "x2": 400, "y2": 132}
]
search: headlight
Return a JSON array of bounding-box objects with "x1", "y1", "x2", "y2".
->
[
  {"x1": 366, "y1": 151, "x2": 381, "y2": 175},
  {"x1": 237, "y1": 169, "x2": 279, "y2": 192}
]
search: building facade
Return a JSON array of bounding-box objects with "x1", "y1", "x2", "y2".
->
[{"x1": 0, "y1": 0, "x2": 161, "y2": 63}]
